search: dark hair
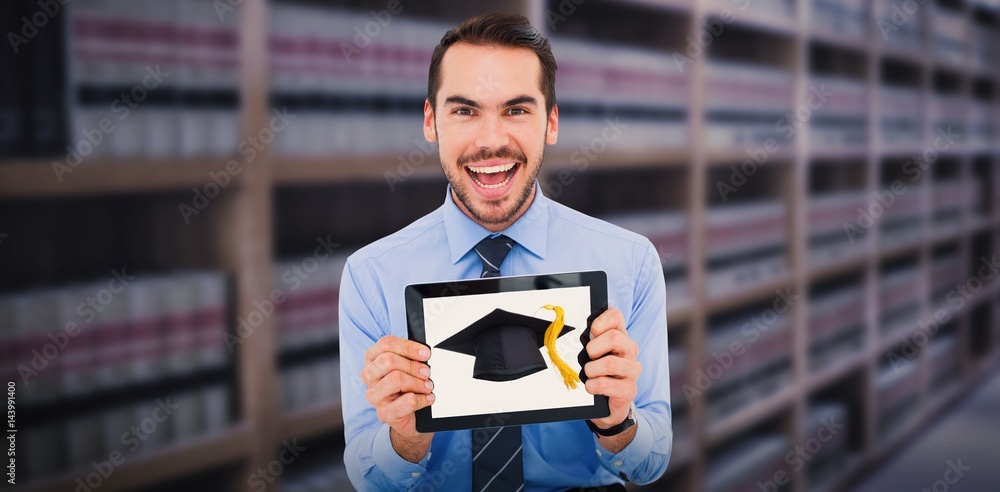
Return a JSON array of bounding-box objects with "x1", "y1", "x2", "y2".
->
[{"x1": 427, "y1": 12, "x2": 557, "y2": 115}]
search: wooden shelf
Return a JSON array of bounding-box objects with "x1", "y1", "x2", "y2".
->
[
  {"x1": 703, "y1": 5, "x2": 798, "y2": 38},
  {"x1": 808, "y1": 252, "x2": 872, "y2": 283},
  {"x1": 0, "y1": 157, "x2": 241, "y2": 198},
  {"x1": 280, "y1": 401, "x2": 345, "y2": 442},
  {"x1": 875, "y1": 145, "x2": 927, "y2": 157},
  {"x1": 808, "y1": 351, "x2": 867, "y2": 392},
  {"x1": 704, "y1": 149, "x2": 796, "y2": 165},
  {"x1": 613, "y1": 0, "x2": 692, "y2": 14},
  {"x1": 808, "y1": 31, "x2": 870, "y2": 54},
  {"x1": 274, "y1": 155, "x2": 443, "y2": 185},
  {"x1": 807, "y1": 147, "x2": 871, "y2": 161},
  {"x1": 24, "y1": 425, "x2": 253, "y2": 492},
  {"x1": 876, "y1": 324, "x2": 921, "y2": 354},
  {"x1": 931, "y1": 57, "x2": 969, "y2": 75},
  {"x1": 4, "y1": 2, "x2": 999, "y2": 491},
  {"x1": 706, "y1": 385, "x2": 796, "y2": 446},
  {"x1": 544, "y1": 149, "x2": 692, "y2": 171},
  {"x1": 878, "y1": 240, "x2": 923, "y2": 261},
  {"x1": 928, "y1": 225, "x2": 966, "y2": 245},
  {"x1": 667, "y1": 303, "x2": 695, "y2": 326},
  {"x1": 704, "y1": 274, "x2": 796, "y2": 314},
  {"x1": 876, "y1": 43, "x2": 926, "y2": 66}
]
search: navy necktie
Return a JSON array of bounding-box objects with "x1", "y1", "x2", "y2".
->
[{"x1": 471, "y1": 235, "x2": 523, "y2": 491}]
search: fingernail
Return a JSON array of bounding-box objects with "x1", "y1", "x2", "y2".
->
[
  {"x1": 427, "y1": 393, "x2": 435, "y2": 402},
  {"x1": 419, "y1": 366, "x2": 430, "y2": 377},
  {"x1": 419, "y1": 347, "x2": 430, "y2": 359},
  {"x1": 424, "y1": 380, "x2": 433, "y2": 390}
]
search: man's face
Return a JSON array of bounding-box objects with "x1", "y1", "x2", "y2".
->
[{"x1": 424, "y1": 42, "x2": 558, "y2": 232}]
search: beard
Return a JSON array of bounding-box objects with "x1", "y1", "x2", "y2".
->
[{"x1": 443, "y1": 144, "x2": 543, "y2": 228}]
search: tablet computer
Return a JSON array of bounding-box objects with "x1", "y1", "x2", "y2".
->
[{"x1": 404, "y1": 270, "x2": 610, "y2": 433}]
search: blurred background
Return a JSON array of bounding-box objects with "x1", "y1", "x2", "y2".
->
[{"x1": 1, "y1": 0, "x2": 999, "y2": 491}]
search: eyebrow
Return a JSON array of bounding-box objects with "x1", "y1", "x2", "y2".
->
[{"x1": 443, "y1": 95, "x2": 539, "y2": 109}]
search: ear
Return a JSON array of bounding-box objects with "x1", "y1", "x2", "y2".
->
[
  {"x1": 545, "y1": 104, "x2": 559, "y2": 145},
  {"x1": 423, "y1": 99, "x2": 437, "y2": 143}
]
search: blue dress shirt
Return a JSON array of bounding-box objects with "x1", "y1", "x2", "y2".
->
[{"x1": 339, "y1": 182, "x2": 672, "y2": 491}]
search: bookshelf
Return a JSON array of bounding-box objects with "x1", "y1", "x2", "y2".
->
[{"x1": 0, "y1": 0, "x2": 997, "y2": 491}]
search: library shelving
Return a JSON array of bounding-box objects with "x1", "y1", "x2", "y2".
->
[{"x1": 0, "y1": 0, "x2": 998, "y2": 491}]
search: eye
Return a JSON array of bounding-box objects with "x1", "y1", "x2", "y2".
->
[
  {"x1": 454, "y1": 107, "x2": 474, "y2": 116},
  {"x1": 507, "y1": 107, "x2": 528, "y2": 116}
]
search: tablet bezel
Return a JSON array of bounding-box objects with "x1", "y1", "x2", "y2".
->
[{"x1": 404, "y1": 270, "x2": 610, "y2": 433}]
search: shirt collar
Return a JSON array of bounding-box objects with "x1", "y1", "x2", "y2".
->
[{"x1": 443, "y1": 181, "x2": 549, "y2": 264}]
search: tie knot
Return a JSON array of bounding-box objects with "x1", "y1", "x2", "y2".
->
[{"x1": 474, "y1": 235, "x2": 514, "y2": 278}]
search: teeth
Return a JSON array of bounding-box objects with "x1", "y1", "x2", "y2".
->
[
  {"x1": 471, "y1": 171, "x2": 514, "y2": 189},
  {"x1": 466, "y1": 162, "x2": 516, "y2": 174}
]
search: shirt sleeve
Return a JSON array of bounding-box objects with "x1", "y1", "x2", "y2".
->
[
  {"x1": 594, "y1": 241, "x2": 673, "y2": 484},
  {"x1": 339, "y1": 258, "x2": 431, "y2": 491}
]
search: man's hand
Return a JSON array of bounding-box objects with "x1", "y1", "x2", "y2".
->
[
  {"x1": 361, "y1": 335, "x2": 435, "y2": 462},
  {"x1": 583, "y1": 308, "x2": 641, "y2": 452}
]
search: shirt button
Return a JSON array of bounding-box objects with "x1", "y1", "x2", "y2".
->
[
  {"x1": 595, "y1": 450, "x2": 602, "y2": 457},
  {"x1": 411, "y1": 472, "x2": 421, "y2": 478},
  {"x1": 614, "y1": 460, "x2": 623, "y2": 467}
]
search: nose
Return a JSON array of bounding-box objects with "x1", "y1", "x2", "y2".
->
[{"x1": 473, "y1": 114, "x2": 510, "y2": 150}]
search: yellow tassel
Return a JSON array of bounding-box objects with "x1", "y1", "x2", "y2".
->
[{"x1": 541, "y1": 304, "x2": 581, "y2": 390}]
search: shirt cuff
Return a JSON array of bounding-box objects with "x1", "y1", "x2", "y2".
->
[
  {"x1": 592, "y1": 410, "x2": 654, "y2": 482},
  {"x1": 372, "y1": 424, "x2": 431, "y2": 487}
]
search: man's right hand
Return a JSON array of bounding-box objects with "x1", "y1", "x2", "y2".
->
[{"x1": 361, "y1": 335, "x2": 435, "y2": 462}]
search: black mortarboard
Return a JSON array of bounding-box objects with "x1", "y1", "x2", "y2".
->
[{"x1": 435, "y1": 308, "x2": 576, "y2": 382}]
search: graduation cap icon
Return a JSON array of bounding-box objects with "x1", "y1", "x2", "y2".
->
[{"x1": 435, "y1": 308, "x2": 576, "y2": 382}]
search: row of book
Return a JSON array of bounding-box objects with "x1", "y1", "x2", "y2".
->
[
  {"x1": 808, "y1": 192, "x2": 871, "y2": 269},
  {"x1": 704, "y1": 61, "x2": 795, "y2": 149},
  {"x1": 809, "y1": 76, "x2": 869, "y2": 151},
  {"x1": 706, "y1": 201, "x2": 789, "y2": 299},
  {"x1": 810, "y1": 83, "x2": 998, "y2": 153},
  {"x1": 875, "y1": 353, "x2": 920, "y2": 441},
  {"x1": 880, "y1": 87, "x2": 924, "y2": 148},
  {"x1": 0, "y1": 271, "x2": 230, "y2": 406},
  {"x1": 20, "y1": 384, "x2": 231, "y2": 483},
  {"x1": 879, "y1": 264, "x2": 923, "y2": 336},
  {"x1": 549, "y1": 38, "x2": 690, "y2": 153},
  {"x1": 880, "y1": 185, "x2": 926, "y2": 250},
  {"x1": 706, "y1": 434, "x2": 790, "y2": 492},
  {"x1": 876, "y1": 0, "x2": 924, "y2": 53},
  {"x1": 705, "y1": 304, "x2": 793, "y2": 423},
  {"x1": 932, "y1": 180, "x2": 977, "y2": 237},
  {"x1": 932, "y1": 250, "x2": 964, "y2": 299},
  {"x1": 269, "y1": 5, "x2": 442, "y2": 157},
  {"x1": 803, "y1": 403, "x2": 852, "y2": 490},
  {"x1": 928, "y1": 332, "x2": 961, "y2": 393},
  {"x1": 273, "y1": 253, "x2": 348, "y2": 352},
  {"x1": 1, "y1": 0, "x2": 243, "y2": 160},
  {"x1": 969, "y1": 103, "x2": 997, "y2": 149},
  {"x1": 972, "y1": 19, "x2": 998, "y2": 72},
  {"x1": 267, "y1": 3, "x2": 696, "y2": 157},
  {"x1": 709, "y1": 0, "x2": 796, "y2": 21},
  {"x1": 812, "y1": 0, "x2": 867, "y2": 40},
  {"x1": 279, "y1": 357, "x2": 341, "y2": 412},
  {"x1": 930, "y1": 3, "x2": 971, "y2": 65},
  {"x1": 601, "y1": 212, "x2": 691, "y2": 311},
  {"x1": 809, "y1": 282, "x2": 867, "y2": 372}
]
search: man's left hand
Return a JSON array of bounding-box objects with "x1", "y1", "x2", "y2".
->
[{"x1": 583, "y1": 307, "x2": 641, "y2": 447}]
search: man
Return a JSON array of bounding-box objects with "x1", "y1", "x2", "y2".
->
[{"x1": 340, "y1": 12, "x2": 671, "y2": 491}]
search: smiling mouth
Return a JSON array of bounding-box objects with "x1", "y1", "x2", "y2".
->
[{"x1": 465, "y1": 162, "x2": 519, "y2": 190}]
